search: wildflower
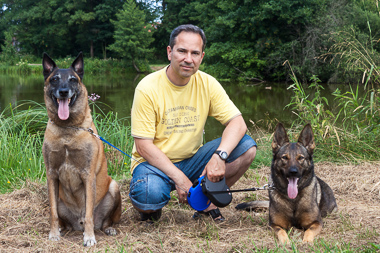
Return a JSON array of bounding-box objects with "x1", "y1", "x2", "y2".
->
[
  {"x1": 7, "y1": 180, "x2": 10, "y2": 184},
  {"x1": 148, "y1": 30, "x2": 151, "y2": 32},
  {"x1": 88, "y1": 93, "x2": 101, "y2": 102}
]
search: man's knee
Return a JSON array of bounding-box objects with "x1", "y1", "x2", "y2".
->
[
  {"x1": 244, "y1": 145, "x2": 256, "y2": 163},
  {"x1": 129, "y1": 174, "x2": 171, "y2": 210}
]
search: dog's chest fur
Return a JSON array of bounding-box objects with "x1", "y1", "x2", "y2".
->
[{"x1": 269, "y1": 176, "x2": 322, "y2": 229}]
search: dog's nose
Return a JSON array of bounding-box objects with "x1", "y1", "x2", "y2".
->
[
  {"x1": 289, "y1": 166, "x2": 298, "y2": 176},
  {"x1": 59, "y1": 88, "x2": 70, "y2": 98}
]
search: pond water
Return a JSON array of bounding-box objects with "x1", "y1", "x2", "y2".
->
[{"x1": 0, "y1": 72, "x2": 354, "y2": 141}]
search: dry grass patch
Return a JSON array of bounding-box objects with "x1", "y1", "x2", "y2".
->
[{"x1": 0, "y1": 162, "x2": 379, "y2": 252}]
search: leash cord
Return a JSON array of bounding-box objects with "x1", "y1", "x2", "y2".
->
[
  {"x1": 63, "y1": 124, "x2": 270, "y2": 195},
  {"x1": 85, "y1": 128, "x2": 189, "y2": 194},
  {"x1": 207, "y1": 184, "x2": 274, "y2": 194}
]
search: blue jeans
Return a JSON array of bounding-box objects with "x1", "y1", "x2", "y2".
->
[{"x1": 129, "y1": 134, "x2": 257, "y2": 211}]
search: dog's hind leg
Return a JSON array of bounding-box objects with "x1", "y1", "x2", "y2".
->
[
  {"x1": 94, "y1": 180, "x2": 122, "y2": 236},
  {"x1": 303, "y1": 221, "x2": 322, "y2": 243}
]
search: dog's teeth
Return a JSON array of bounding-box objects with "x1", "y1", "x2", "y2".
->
[
  {"x1": 57, "y1": 99, "x2": 59, "y2": 104},
  {"x1": 68, "y1": 99, "x2": 71, "y2": 103}
]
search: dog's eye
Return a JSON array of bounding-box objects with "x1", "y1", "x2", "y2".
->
[
  {"x1": 69, "y1": 77, "x2": 77, "y2": 83},
  {"x1": 281, "y1": 155, "x2": 288, "y2": 160},
  {"x1": 298, "y1": 155, "x2": 305, "y2": 161},
  {"x1": 51, "y1": 76, "x2": 59, "y2": 82}
]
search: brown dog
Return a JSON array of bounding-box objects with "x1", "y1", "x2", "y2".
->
[
  {"x1": 42, "y1": 52, "x2": 121, "y2": 246},
  {"x1": 236, "y1": 123, "x2": 337, "y2": 244}
]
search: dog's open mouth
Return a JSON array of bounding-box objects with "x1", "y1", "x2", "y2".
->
[
  {"x1": 53, "y1": 94, "x2": 76, "y2": 120},
  {"x1": 287, "y1": 177, "x2": 299, "y2": 199}
]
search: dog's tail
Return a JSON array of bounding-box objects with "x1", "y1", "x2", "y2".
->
[{"x1": 235, "y1": 201, "x2": 269, "y2": 211}]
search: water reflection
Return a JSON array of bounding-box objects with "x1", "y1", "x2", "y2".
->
[{"x1": 0, "y1": 73, "x2": 355, "y2": 141}]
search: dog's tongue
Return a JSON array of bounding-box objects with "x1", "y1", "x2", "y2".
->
[
  {"x1": 287, "y1": 178, "x2": 299, "y2": 199},
  {"x1": 58, "y1": 99, "x2": 70, "y2": 120}
]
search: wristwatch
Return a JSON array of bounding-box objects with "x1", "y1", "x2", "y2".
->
[{"x1": 214, "y1": 150, "x2": 228, "y2": 161}]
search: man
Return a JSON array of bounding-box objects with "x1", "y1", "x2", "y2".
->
[{"x1": 130, "y1": 24, "x2": 257, "y2": 222}]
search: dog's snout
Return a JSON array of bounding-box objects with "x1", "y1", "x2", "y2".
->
[
  {"x1": 289, "y1": 166, "x2": 298, "y2": 176},
  {"x1": 59, "y1": 88, "x2": 70, "y2": 98}
]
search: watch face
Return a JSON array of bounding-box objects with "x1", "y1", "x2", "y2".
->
[{"x1": 220, "y1": 151, "x2": 228, "y2": 160}]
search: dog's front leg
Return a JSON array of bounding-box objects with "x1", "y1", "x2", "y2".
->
[
  {"x1": 83, "y1": 172, "x2": 97, "y2": 247},
  {"x1": 47, "y1": 176, "x2": 61, "y2": 241},
  {"x1": 303, "y1": 221, "x2": 322, "y2": 243},
  {"x1": 272, "y1": 225, "x2": 290, "y2": 245}
]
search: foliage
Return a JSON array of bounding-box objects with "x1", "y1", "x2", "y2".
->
[
  {"x1": 0, "y1": 0, "x2": 123, "y2": 58},
  {"x1": 284, "y1": 62, "x2": 380, "y2": 162},
  {"x1": 0, "y1": 31, "x2": 19, "y2": 65},
  {"x1": 1, "y1": 0, "x2": 380, "y2": 81},
  {"x1": 322, "y1": 25, "x2": 380, "y2": 84},
  {"x1": 108, "y1": 0, "x2": 155, "y2": 72}
]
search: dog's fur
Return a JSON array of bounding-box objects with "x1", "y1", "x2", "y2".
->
[
  {"x1": 236, "y1": 123, "x2": 337, "y2": 244},
  {"x1": 42, "y1": 52, "x2": 121, "y2": 246}
]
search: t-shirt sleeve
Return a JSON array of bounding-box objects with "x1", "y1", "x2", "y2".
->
[
  {"x1": 208, "y1": 79, "x2": 241, "y2": 125},
  {"x1": 131, "y1": 88, "x2": 156, "y2": 139}
]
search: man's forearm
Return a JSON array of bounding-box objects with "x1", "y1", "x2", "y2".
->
[{"x1": 218, "y1": 115, "x2": 247, "y2": 154}]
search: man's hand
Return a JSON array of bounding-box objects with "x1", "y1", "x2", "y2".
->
[
  {"x1": 174, "y1": 174, "x2": 193, "y2": 204},
  {"x1": 201, "y1": 154, "x2": 226, "y2": 182}
]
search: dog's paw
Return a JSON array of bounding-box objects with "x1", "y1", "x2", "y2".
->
[
  {"x1": 104, "y1": 227, "x2": 117, "y2": 236},
  {"x1": 49, "y1": 231, "x2": 61, "y2": 241},
  {"x1": 83, "y1": 234, "x2": 97, "y2": 247}
]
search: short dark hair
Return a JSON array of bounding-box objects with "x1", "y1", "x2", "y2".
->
[{"x1": 169, "y1": 24, "x2": 207, "y2": 52}]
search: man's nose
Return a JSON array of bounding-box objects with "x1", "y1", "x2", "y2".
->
[{"x1": 184, "y1": 52, "x2": 193, "y2": 62}]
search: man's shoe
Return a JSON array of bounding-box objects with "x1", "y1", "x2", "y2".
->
[{"x1": 140, "y1": 209, "x2": 162, "y2": 222}]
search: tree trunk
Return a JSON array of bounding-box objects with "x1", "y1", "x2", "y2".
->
[
  {"x1": 132, "y1": 59, "x2": 141, "y2": 73},
  {"x1": 90, "y1": 41, "x2": 94, "y2": 58}
]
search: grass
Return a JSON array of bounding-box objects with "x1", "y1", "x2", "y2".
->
[{"x1": 0, "y1": 56, "x2": 140, "y2": 75}]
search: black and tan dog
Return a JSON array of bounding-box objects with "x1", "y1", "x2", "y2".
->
[
  {"x1": 236, "y1": 123, "x2": 337, "y2": 244},
  {"x1": 42, "y1": 52, "x2": 122, "y2": 246}
]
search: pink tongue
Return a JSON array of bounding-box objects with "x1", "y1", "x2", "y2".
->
[
  {"x1": 58, "y1": 99, "x2": 70, "y2": 120},
  {"x1": 287, "y1": 178, "x2": 298, "y2": 199}
]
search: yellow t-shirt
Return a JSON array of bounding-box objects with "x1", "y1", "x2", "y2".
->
[{"x1": 130, "y1": 66, "x2": 241, "y2": 172}]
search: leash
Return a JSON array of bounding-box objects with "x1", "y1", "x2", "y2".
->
[
  {"x1": 83, "y1": 127, "x2": 194, "y2": 193},
  {"x1": 57, "y1": 122, "x2": 272, "y2": 195},
  {"x1": 205, "y1": 183, "x2": 274, "y2": 194},
  {"x1": 50, "y1": 120, "x2": 181, "y2": 190}
]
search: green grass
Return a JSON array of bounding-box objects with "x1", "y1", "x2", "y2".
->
[{"x1": 0, "y1": 56, "x2": 139, "y2": 75}]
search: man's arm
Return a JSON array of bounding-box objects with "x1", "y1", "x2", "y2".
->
[
  {"x1": 201, "y1": 115, "x2": 247, "y2": 182},
  {"x1": 134, "y1": 138, "x2": 193, "y2": 203}
]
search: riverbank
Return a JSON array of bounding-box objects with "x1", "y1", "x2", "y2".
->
[{"x1": 0, "y1": 162, "x2": 379, "y2": 252}]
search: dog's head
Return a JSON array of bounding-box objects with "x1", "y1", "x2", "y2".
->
[
  {"x1": 42, "y1": 52, "x2": 84, "y2": 121},
  {"x1": 271, "y1": 123, "x2": 315, "y2": 199}
]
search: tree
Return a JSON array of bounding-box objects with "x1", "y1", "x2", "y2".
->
[{"x1": 108, "y1": 0, "x2": 155, "y2": 72}]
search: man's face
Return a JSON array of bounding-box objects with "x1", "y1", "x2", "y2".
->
[{"x1": 167, "y1": 31, "x2": 205, "y2": 86}]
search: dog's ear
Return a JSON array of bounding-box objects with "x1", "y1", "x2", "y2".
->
[
  {"x1": 71, "y1": 52, "x2": 84, "y2": 80},
  {"x1": 272, "y1": 123, "x2": 289, "y2": 154},
  {"x1": 42, "y1": 53, "x2": 57, "y2": 81},
  {"x1": 298, "y1": 124, "x2": 315, "y2": 154}
]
